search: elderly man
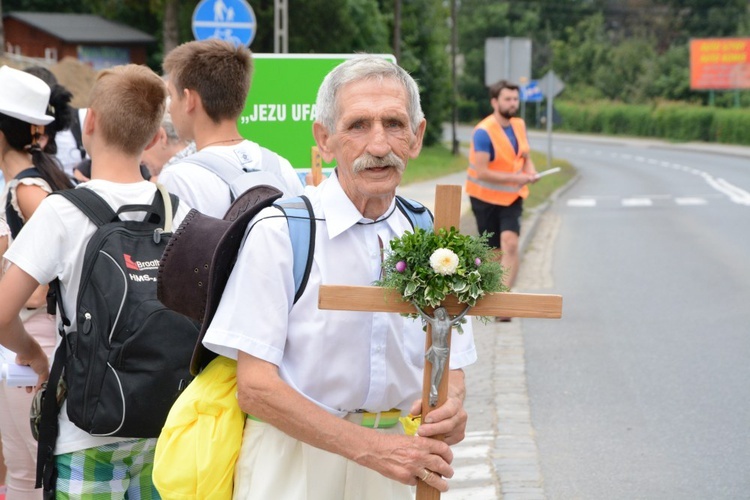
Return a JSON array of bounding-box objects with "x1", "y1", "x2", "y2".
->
[{"x1": 202, "y1": 55, "x2": 477, "y2": 499}]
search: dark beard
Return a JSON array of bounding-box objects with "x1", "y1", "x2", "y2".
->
[{"x1": 499, "y1": 109, "x2": 517, "y2": 119}]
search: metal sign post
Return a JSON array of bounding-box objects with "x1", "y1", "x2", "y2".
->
[{"x1": 539, "y1": 70, "x2": 565, "y2": 168}]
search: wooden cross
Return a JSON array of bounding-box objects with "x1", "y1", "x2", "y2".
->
[{"x1": 318, "y1": 185, "x2": 562, "y2": 499}]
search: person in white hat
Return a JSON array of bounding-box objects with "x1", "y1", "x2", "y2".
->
[{"x1": 0, "y1": 65, "x2": 75, "y2": 500}]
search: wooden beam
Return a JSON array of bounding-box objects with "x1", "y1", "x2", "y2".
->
[{"x1": 319, "y1": 285, "x2": 562, "y2": 319}]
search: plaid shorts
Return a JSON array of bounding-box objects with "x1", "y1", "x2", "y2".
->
[{"x1": 55, "y1": 438, "x2": 160, "y2": 500}]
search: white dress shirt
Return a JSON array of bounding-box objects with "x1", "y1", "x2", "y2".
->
[{"x1": 203, "y1": 172, "x2": 477, "y2": 416}]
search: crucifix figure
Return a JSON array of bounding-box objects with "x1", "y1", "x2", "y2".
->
[
  {"x1": 416, "y1": 305, "x2": 471, "y2": 407},
  {"x1": 319, "y1": 184, "x2": 562, "y2": 500}
]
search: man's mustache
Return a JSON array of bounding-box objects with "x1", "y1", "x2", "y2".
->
[{"x1": 353, "y1": 152, "x2": 405, "y2": 174}]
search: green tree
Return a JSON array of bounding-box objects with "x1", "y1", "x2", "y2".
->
[
  {"x1": 594, "y1": 38, "x2": 656, "y2": 102},
  {"x1": 457, "y1": 0, "x2": 540, "y2": 120},
  {"x1": 395, "y1": 0, "x2": 451, "y2": 145},
  {"x1": 249, "y1": 0, "x2": 389, "y2": 54},
  {"x1": 663, "y1": 0, "x2": 749, "y2": 40},
  {"x1": 550, "y1": 13, "x2": 611, "y2": 101},
  {"x1": 642, "y1": 44, "x2": 696, "y2": 102}
]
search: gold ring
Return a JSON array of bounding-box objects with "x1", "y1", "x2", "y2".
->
[{"x1": 420, "y1": 469, "x2": 432, "y2": 481}]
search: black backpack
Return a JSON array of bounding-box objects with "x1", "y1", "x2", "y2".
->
[{"x1": 36, "y1": 186, "x2": 200, "y2": 493}]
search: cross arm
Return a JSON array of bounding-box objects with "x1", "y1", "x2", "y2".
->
[{"x1": 318, "y1": 285, "x2": 562, "y2": 319}]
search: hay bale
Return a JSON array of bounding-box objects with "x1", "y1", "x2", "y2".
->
[{"x1": 51, "y1": 57, "x2": 97, "y2": 108}]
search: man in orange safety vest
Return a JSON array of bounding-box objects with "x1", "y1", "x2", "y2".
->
[{"x1": 465, "y1": 80, "x2": 539, "y2": 320}]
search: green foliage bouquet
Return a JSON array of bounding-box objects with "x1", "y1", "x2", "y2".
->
[{"x1": 376, "y1": 227, "x2": 507, "y2": 317}]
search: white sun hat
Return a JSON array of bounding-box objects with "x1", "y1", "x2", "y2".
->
[{"x1": 0, "y1": 65, "x2": 54, "y2": 125}]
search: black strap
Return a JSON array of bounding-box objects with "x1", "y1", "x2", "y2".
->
[
  {"x1": 54, "y1": 188, "x2": 118, "y2": 226},
  {"x1": 5, "y1": 168, "x2": 43, "y2": 240},
  {"x1": 52, "y1": 188, "x2": 178, "y2": 227},
  {"x1": 295, "y1": 195, "x2": 316, "y2": 304},
  {"x1": 69, "y1": 109, "x2": 86, "y2": 161},
  {"x1": 35, "y1": 334, "x2": 66, "y2": 493}
]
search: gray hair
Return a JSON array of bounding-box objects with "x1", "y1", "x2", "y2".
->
[
  {"x1": 161, "y1": 110, "x2": 182, "y2": 144},
  {"x1": 315, "y1": 55, "x2": 424, "y2": 134}
]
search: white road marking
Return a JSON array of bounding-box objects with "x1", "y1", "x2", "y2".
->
[
  {"x1": 567, "y1": 198, "x2": 597, "y2": 207},
  {"x1": 675, "y1": 197, "x2": 708, "y2": 205},
  {"x1": 622, "y1": 198, "x2": 653, "y2": 207}
]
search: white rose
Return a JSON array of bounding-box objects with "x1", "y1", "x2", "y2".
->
[{"x1": 430, "y1": 248, "x2": 459, "y2": 275}]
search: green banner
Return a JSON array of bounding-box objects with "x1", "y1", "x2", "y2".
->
[{"x1": 239, "y1": 54, "x2": 395, "y2": 170}]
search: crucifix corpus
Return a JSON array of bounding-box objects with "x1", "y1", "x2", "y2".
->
[{"x1": 318, "y1": 184, "x2": 563, "y2": 500}]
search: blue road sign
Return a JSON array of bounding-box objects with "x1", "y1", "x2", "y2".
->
[
  {"x1": 192, "y1": 0, "x2": 256, "y2": 47},
  {"x1": 521, "y1": 80, "x2": 544, "y2": 102}
]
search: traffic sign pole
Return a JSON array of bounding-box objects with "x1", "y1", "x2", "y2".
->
[{"x1": 539, "y1": 70, "x2": 565, "y2": 168}]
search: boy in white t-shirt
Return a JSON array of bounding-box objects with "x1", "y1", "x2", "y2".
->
[
  {"x1": 0, "y1": 64, "x2": 190, "y2": 498},
  {"x1": 159, "y1": 39, "x2": 303, "y2": 218}
]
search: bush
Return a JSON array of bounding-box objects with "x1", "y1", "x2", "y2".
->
[{"x1": 555, "y1": 100, "x2": 750, "y2": 144}]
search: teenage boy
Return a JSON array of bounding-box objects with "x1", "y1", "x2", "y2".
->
[
  {"x1": 0, "y1": 64, "x2": 191, "y2": 497},
  {"x1": 160, "y1": 39, "x2": 303, "y2": 218}
]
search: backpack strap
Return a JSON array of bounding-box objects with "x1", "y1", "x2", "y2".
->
[
  {"x1": 259, "y1": 146, "x2": 281, "y2": 174},
  {"x1": 180, "y1": 151, "x2": 242, "y2": 186},
  {"x1": 395, "y1": 195, "x2": 434, "y2": 231},
  {"x1": 54, "y1": 188, "x2": 119, "y2": 226},
  {"x1": 35, "y1": 335, "x2": 66, "y2": 494},
  {"x1": 273, "y1": 195, "x2": 316, "y2": 304},
  {"x1": 69, "y1": 108, "x2": 87, "y2": 161},
  {"x1": 181, "y1": 148, "x2": 284, "y2": 201},
  {"x1": 53, "y1": 187, "x2": 178, "y2": 228},
  {"x1": 270, "y1": 195, "x2": 431, "y2": 304},
  {"x1": 5, "y1": 167, "x2": 44, "y2": 239}
]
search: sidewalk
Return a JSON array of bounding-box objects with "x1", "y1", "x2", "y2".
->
[{"x1": 397, "y1": 164, "x2": 563, "y2": 500}]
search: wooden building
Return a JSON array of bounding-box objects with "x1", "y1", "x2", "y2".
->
[{"x1": 3, "y1": 12, "x2": 155, "y2": 69}]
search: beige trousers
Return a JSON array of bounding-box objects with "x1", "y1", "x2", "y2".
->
[
  {"x1": 0, "y1": 312, "x2": 55, "y2": 500},
  {"x1": 233, "y1": 418, "x2": 414, "y2": 500}
]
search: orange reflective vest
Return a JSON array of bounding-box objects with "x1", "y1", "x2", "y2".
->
[{"x1": 465, "y1": 115, "x2": 530, "y2": 206}]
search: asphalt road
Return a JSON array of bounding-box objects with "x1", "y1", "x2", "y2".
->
[{"x1": 521, "y1": 132, "x2": 750, "y2": 499}]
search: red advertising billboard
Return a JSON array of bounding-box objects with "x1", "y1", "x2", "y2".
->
[{"x1": 690, "y1": 38, "x2": 750, "y2": 90}]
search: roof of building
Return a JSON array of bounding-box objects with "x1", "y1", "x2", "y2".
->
[{"x1": 4, "y1": 12, "x2": 155, "y2": 44}]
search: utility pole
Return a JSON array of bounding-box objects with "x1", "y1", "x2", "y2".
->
[
  {"x1": 162, "y1": 0, "x2": 179, "y2": 55},
  {"x1": 451, "y1": 0, "x2": 459, "y2": 155},
  {"x1": 393, "y1": 0, "x2": 401, "y2": 62},
  {"x1": 274, "y1": 0, "x2": 288, "y2": 53}
]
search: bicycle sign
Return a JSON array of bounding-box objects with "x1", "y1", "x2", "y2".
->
[{"x1": 192, "y1": 0, "x2": 256, "y2": 47}]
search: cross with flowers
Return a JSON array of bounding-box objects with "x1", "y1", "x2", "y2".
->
[{"x1": 319, "y1": 185, "x2": 562, "y2": 500}]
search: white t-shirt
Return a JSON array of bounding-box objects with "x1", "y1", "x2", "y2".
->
[
  {"x1": 203, "y1": 172, "x2": 477, "y2": 416},
  {"x1": 4, "y1": 180, "x2": 192, "y2": 454},
  {"x1": 159, "y1": 140, "x2": 304, "y2": 218},
  {"x1": 54, "y1": 109, "x2": 88, "y2": 175}
]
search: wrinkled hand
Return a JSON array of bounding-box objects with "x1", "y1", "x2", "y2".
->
[
  {"x1": 15, "y1": 342, "x2": 49, "y2": 393},
  {"x1": 410, "y1": 395, "x2": 468, "y2": 446},
  {"x1": 356, "y1": 431, "x2": 454, "y2": 492}
]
